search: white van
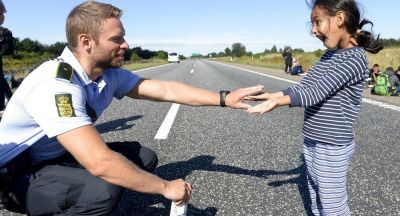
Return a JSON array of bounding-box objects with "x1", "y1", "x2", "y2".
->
[{"x1": 168, "y1": 53, "x2": 180, "y2": 63}]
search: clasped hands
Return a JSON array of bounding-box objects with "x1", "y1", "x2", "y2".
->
[{"x1": 226, "y1": 85, "x2": 279, "y2": 114}]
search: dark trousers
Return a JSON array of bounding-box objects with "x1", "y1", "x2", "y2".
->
[
  {"x1": 2, "y1": 141, "x2": 158, "y2": 215},
  {"x1": 0, "y1": 70, "x2": 13, "y2": 110},
  {"x1": 284, "y1": 64, "x2": 292, "y2": 73}
]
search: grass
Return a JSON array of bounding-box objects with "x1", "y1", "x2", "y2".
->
[
  {"x1": 215, "y1": 46, "x2": 400, "y2": 72},
  {"x1": 123, "y1": 59, "x2": 168, "y2": 71}
]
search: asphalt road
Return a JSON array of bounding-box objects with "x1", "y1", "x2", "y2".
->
[{"x1": 2, "y1": 60, "x2": 399, "y2": 215}]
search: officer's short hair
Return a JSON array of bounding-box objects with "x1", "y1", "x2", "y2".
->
[{"x1": 66, "y1": 1, "x2": 122, "y2": 50}]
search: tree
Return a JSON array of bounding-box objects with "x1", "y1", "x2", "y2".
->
[
  {"x1": 130, "y1": 51, "x2": 140, "y2": 61},
  {"x1": 47, "y1": 42, "x2": 68, "y2": 56},
  {"x1": 224, "y1": 47, "x2": 231, "y2": 56},
  {"x1": 156, "y1": 51, "x2": 168, "y2": 59},
  {"x1": 231, "y1": 43, "x2": 246, "y2": 57},
  {"x1": 271, "y1": 45, "x2": 278, "y2": 53},
  {"x1": 17, "y1": 38, "x2": 46, "y2": 53}
]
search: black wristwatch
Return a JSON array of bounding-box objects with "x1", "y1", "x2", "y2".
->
[{"x1": 219, "y1": 90, "x2": 231, "y2": 107}]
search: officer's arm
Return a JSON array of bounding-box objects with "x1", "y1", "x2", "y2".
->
[
  {"x1": 126, "y1": 78, "x2": 264, "y2": 108},
  {"x1": 126, "y1": 78, "x2": 220, "y2": 106},
  {"x1": 56, "y1": 125, "x2": 169, "y2": 194}
]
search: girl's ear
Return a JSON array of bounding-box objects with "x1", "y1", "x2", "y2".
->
[{"x1": 336, "y1": 11, "x2": 346, "y2": 27}]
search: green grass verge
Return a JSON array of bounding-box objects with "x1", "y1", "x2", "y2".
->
[{"x1": 124, "y1": 59, "x2": 168, "y2": 71}]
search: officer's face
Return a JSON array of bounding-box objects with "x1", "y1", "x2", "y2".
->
[{"x1": 92, "y1": 17, "x2": 129, "y2": 68}]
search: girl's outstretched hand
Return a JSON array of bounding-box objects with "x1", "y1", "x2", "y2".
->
[
  {"x1": 244, "y1": 92, "x2": 270, "y2": 101},
  {"x1": 247, "y1": 98, "x2": 279, "y2": 114}
]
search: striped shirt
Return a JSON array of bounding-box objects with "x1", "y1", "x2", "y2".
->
[{"x1": 282, "y1": 47, "x2": 369, "y2": 145}]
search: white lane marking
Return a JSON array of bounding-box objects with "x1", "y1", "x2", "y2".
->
[
  {"x1": 211, "y1": 61, "x2": 400, "y2": 113},
  {"x1": 131, "y1": 63, "x2": 171, "y2": 73},
  {"x1": 190, "y1": 69, "x2": 194, "y2": 74},
  {"x1": 212, "y1": 61, "x2": 298, "y2": 84},
  {"x1": 155, "y1": 103, "x2": 180, "y2": 140},
  {"x1": 362, "y1": 98, "x2": 400, "y2": 112}
]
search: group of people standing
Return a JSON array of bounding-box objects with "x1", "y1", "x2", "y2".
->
[{"x1": 282, "y1": 48, "x2": 305, "y2": 76}]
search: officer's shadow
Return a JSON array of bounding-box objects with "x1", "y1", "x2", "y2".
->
[
  {"x1": 95, "y1": 115, "x2": 143, "y2": 134},
  {"x1": 112, "y1": 154, "x2": 311, "y2": 216}
]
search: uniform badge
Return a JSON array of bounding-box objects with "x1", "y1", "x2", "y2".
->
[{"x1": 55, "y1": 94, "x2": 76, "y2": 117}]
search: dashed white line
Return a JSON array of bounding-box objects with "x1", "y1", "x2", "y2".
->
[
  {"x1": 190, "y1": 69, "x2": 194, "y2": 74},
  {"x1": 154, "y1": 103, "x2": 180, "y2": 140}
]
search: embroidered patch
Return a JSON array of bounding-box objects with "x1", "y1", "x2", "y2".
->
[{"x1": 55, "y1": 94, "x2": 76, "y2": 117}]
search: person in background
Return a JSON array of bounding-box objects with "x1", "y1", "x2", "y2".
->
[
  {"x1": 282, "y1": 48, "x2": 293, "y2": 74},
  {"x1": 0, "y1": 1, "x2": 263, "y2": 215},
  {"x1": 291, "y1": 57, "x2": 304, "y2": 75},
  {"x1": 389, "y1": 66, "x2": 400, "y2": 94},
  {"x1": 0, "y1": 0, "x2": 12, "y2": 111},
  {"x1": 368, "y1": 63, "x2": 380, "y2": 87},
  {"x1": 247, "y1": 0, "x2": 383, "y2": 215}
]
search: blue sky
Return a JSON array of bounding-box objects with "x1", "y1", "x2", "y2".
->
[{"x1": 4, "y1": 0, "x2": 399, "y2": 56}]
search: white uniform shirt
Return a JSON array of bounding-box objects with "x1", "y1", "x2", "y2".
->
[{"x1": 0, "y1": 47, "x2": 141, "y2": 166}]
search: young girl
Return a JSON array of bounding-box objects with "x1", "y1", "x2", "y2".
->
[{"x1": 247, "y1": 0, "x2": 383, "y2": 215}]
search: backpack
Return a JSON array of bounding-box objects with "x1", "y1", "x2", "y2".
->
[
  {"x1": 0, "y1": 27, "x2": 15, "y2": 56},
  {"x1": 372, "y1": 73, "x2": 393, "y2": 96}
]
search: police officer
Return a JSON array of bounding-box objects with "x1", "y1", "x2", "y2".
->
[{"x1": 0, "y1": 1, "x2": 262, "y2": 215}]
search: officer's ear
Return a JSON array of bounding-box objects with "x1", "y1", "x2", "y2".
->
[{"x1": 78, "y1": 34, "x2": 92, "y2": 52}]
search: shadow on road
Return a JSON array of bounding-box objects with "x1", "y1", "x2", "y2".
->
[
  {"x1": 95, "y1": 115, "x2": 143, "y2": 134},
  {"x1": 267, "y1": 155, "x2": 312, "y2": 216},
  {"x1": 112, "y1": 155, "x2": 312, "y2": 215}
]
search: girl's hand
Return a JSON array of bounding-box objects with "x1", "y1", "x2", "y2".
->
[
  {"x1": 244, "y1": 92, "x2": 270, "y2": 101},
  {"x1": 247, "y1": 98, "x2": 279, "y2": 114}
]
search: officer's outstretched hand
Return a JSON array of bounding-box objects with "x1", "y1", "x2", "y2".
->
[
  {"x1": 226, "y1": 85, "x2": 264, "y2": 109},
  {"x1": 163, "y1": 179, "x2": 192, "y2": 205}
]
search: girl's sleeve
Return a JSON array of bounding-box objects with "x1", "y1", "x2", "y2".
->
[{"x1": 286, "y1": 54, "x2": 366, "y2": 107}]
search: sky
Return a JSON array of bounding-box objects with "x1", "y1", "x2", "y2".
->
[{"x1": 3, "y1": 0, "x2": 399, "y2": 56}]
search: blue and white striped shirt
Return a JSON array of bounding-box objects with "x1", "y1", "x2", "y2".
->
[{"x1": 283, "y1": 47, "x2": 369, "y2": 145}]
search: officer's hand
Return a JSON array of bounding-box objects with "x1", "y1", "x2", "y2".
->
[
  {"x1": 226, "y1": 85, "x2": 264, "y2": 109},
  {"x1": 244, "y1": 92, "x2": 270, "y2": 101},
  {"x1": 163, "y1": 179, "x2": 192, "y2": 205}
]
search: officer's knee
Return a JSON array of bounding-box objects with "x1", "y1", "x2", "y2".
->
[{"x1": 144, "y1": 149, "x2": 158, "y2": 172}]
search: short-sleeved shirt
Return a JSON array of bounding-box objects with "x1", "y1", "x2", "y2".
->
[{"x1": 0, "y1": 47, "x2": 141, "y2": 167}]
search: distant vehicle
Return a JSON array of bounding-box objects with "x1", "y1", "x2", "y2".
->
[{"x1": 168, "y1": 52, "x2": 180, "y2": 63}]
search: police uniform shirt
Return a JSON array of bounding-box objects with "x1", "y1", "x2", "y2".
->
[{"x1": 0, "y1": 47, "x2": 141, "y2": 167}]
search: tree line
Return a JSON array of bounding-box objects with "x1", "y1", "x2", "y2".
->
[
  {"x1": 10, "y1": 37, "x2": 185, "y2": 62},
  {"x1": 9, "y1": 36, "x2": 400, "y2": 61},
  {"x1": 206, "y1": 38, "x2": 400, "y2": 58}
]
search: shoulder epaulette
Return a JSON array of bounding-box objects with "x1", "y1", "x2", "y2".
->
[{"x1": 55, "y1": 61, "x2": 73, "y2": 82}]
